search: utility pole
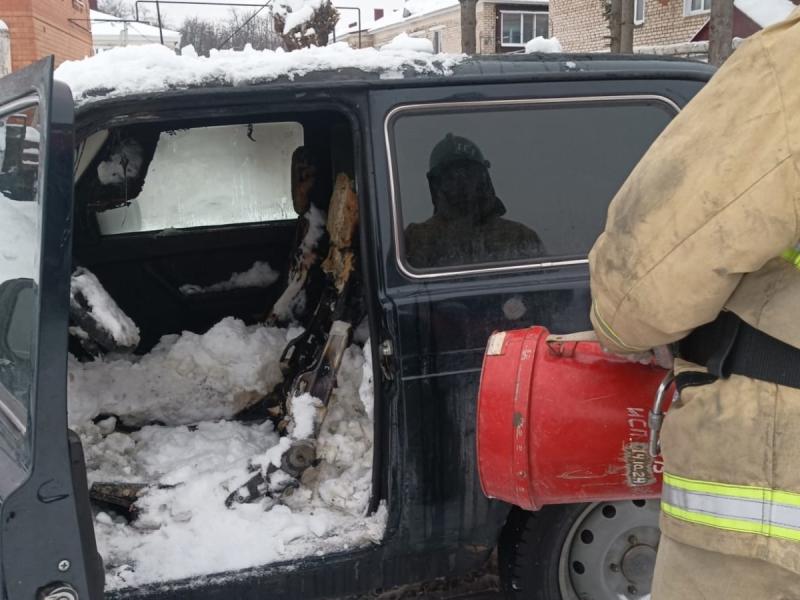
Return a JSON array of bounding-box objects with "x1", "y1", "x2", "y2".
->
[
  {"x1": 608, "y1": 0, "x2": 621, "y2": 53},
  {"x1": 155, "y1": 0, "x2": 165, "y2": 45},
  {"x1": 459, "y1": 0, "x2": 477, "y2": 54},
  {"x1": 620, "y1": 0, "x2": 634, "y2": 53},
  {"x1": 709, "y1": 0, "x2": 734, "y2": 66}
]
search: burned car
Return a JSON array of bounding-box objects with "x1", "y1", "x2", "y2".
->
[{"x1": 0, "y1": 46, "x2": 713, "y2": 600}]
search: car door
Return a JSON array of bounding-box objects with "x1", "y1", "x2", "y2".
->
[
  {"x1": 0, "y1": 58, "x2": 103, "y2": 600},
  {"x1": 367, "y1": 77, "x2": 705, "y2": 550}
]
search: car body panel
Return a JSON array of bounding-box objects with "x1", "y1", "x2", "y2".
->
[{"x1": 0, "y1": 55, "x2": 713, "y2": 599}]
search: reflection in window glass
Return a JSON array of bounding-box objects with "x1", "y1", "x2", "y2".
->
[
  {"x1": 96, "y1": 122, "x2": 304, "y2": 235},
  {"x1": 535, "y1": 14, "x2": 549, "y2": 38},
  {"x1": 501, "y1": 11, "x2": 549, "y2": 46},
  {"x1": 392, "y1": 100, "x2": 675, "y2": 272},
  {"x1": 0, "y1": 103, "x2": 41, "y2": 430},
  {"x1": 501, "y1": 13, "x2": 522, "y2": 45}
]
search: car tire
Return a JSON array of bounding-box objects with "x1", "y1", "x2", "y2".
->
[{"x1": 498, "y1": 501, "x2": 661, "y2": 600}]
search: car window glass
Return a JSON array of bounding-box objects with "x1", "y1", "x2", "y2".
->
[
  {"x1": 96, "y1": 122, "x2": 304, "y2": 234},
  {"x1": 0, "y1": 102, "x2": 41, "y2": 439},
  {"x1": 391, "y1": 100, "x2": 675, "y2": 272}
]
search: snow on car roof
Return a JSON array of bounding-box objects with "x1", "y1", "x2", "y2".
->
[{"x1": 54, "y1": 42, "x2": 464, "y2": 106}]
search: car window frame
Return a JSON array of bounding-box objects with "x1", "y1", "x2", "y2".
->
[
  {"x1": 0, "y1": 94, "x2": 41, "y2": 439},
  {"x1": 91, "y1": 120, "x2": 305, "y2": 236},
  {"x1": 385, "y1": 94, "x2": 680, "y2": 281}
]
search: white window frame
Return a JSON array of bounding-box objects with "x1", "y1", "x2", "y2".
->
[
  {"x1": 684, "y1": 0, "x2": 711, "y2": 16},
  {"x1": 634, "y1": 0, "x2": 646, "y2": 25},
  {"x1": 499, "y1": 10, "x2": 549, "y2": 48}
]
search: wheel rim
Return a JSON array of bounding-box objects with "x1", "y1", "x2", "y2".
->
[{"x1": 558, "y1": 500, "x2": 660, "y2": 600}]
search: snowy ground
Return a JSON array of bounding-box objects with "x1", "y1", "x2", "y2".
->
[
  {"x1": 0, "y1": 190, "x2": 38, "y2": 284},
  {"x1": 69, "y1": 318, "x2": 384, "y2": 589}
]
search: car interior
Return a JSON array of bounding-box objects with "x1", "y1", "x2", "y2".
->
[{"x1": 65, "y1": 108, "x2": 382, "y2": 588}]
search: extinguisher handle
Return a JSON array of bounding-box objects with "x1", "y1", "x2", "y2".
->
[{"x1": 648, "y1": 371, "x2": 675, "y2": 458}]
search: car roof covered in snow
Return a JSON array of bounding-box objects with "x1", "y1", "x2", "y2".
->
[{"x1": 55, "y1": 43, "x2": 715, "y2": 116}]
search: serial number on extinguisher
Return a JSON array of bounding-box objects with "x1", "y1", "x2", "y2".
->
[{"x1": 624, "y1": 407, "x2": 663, "y2": 487}]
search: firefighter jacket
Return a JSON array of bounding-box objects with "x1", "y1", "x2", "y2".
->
[{"x1": 589, "y1": 10, "x2": 800, "y2": 575}]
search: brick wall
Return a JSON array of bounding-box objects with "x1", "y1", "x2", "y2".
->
[
  {"x1": 634, "y1": 0, "x2": 708, "y2": 47},
  {"x1": 551, "y1": 0, "x2": 710, "y2": 53},
  {"x1": 1, "y1": 0, "x2": 92, "y2": 72},
  {"x1": 550, "y1": 0, "x2": 608, "y2": 52}
]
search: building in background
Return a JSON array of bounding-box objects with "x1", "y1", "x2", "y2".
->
[
  {"x1": 0, "y1": 0, "x2": 93, "y2": 72},
  {"x1": 550, "y1": 0, "x2": 798, "y2": 54},
  {"x1": 337, "y1": 0, "x2": 550, "y2": 54},
  {"x1": 91, "y1": 10, "x2": 181, "y2": 52}
]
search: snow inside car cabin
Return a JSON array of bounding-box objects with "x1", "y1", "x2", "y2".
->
[
  {"x1": 67, "y1": 205, "x2": 383, "y2": 586},
  {"x1": 66, "y1": 141, "x2": 383, "y2": 587}
]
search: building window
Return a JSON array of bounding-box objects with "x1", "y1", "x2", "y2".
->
[
  {"x1": 684, "y1": 0, "x2": 711, "y2": 15},
  {"x1": 431, "y1": 30, "x2": 443, "y2": 53},
  {"x1": 634, "y1": 0, "x2": 645, "y2": 24},
  {"x1": 500, "y1": 11, "x2": 549, "y2": 47}
]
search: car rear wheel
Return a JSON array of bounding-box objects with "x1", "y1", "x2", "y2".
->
[{"x1": 498, "y1": 500, "x2": 661, "y2": 600}]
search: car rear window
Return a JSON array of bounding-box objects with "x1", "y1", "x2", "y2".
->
[
  {"x1": 389, "y1": 98, "x2": 676, "y2": 274},
  {"x1": 95, "y1": 121, "x2": 304, "y2": 235}
]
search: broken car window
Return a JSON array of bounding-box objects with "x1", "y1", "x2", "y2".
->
[
  {"x1": 95, "y1": 121, "x2": 304, "y2": 234},
  {"x1": 391, "y1": 100, "x2": 675, "y2": 272}
]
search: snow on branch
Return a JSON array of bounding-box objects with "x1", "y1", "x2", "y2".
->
[{"x1": 273, "y1": 0, "x2": 339, "y2": 49}]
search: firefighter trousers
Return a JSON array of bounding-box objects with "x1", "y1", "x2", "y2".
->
[{"x1": 652, "y1": 534, "x2": 800, "y2": 600}]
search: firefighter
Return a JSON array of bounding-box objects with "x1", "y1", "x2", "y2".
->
[
  {"x1": 589, "y1": 10, "x2": 800, "y2": 599},
  {"x1": 405, "y1": 133, "x2": 544, "y2": 269}
]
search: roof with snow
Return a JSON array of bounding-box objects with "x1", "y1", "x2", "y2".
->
[
  {"x1": 339, "y1": 0, "x2": 548, "y2": 36},
  {"x1": 53, "y1": 42, "x2": 713, "y2": 110},
  {"x1": 91, "y1": 10, "x2": 181, "y2": 47},
  {"x1": 734, "y1": 0, "x2": 795, "y2": 28}
]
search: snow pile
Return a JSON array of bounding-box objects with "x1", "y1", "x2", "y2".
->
[
  {"x1": 275, "y1": 0, "x2": 325, "y2": 32},
  {"x1": 0, "y1": 190, "x2": 38, "y2": 283},
  {"x1": 735, "y1": 0, "x2": 795, "y2": 28},
  {"x1": 381, "y1": 32, "x2": 434, "y2": 54},
  {"x1": 180, "y1": 261, "x2": 280, "y2": 295},
  {"x1": 73, "y1": 336, "x2": 383, "y2": 589},
  {"x1": 71, "y1": 268, "x2": 141, "y2": 350},
  {"x1": 358, "y1": 339, "x2": 374, "y2": 419},
  {"x1": 525, "y1": 36, "x2": 563, "y2": 54},
  {"x1": 68, "y1": 317, "x2": 292, "y2": 426},
  {"x1": 301, "y1": 204, "x2": 327, "y2": 253},
  {"x1": 80, "y1": 418, "x2": 278, "y2": 487},
  {"x1": 54, "y1": 42, "x2": 465, "y2": 105},
  {"x1": 289, "y1": 392, "x2": 323, "y2": 439}
]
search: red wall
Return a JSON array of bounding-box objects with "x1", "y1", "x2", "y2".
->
[{"x1": 1, "y1": 0, "x2": 93, "y2": 72}]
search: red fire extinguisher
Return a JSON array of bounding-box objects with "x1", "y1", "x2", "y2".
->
[{"x1": 476, "y1": 326, "x2": 674, "y2": 511}]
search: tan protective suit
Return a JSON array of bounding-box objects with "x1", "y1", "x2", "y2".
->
[{"x1": 589, "y1": 10, "x2": 800, "y2": 599}]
